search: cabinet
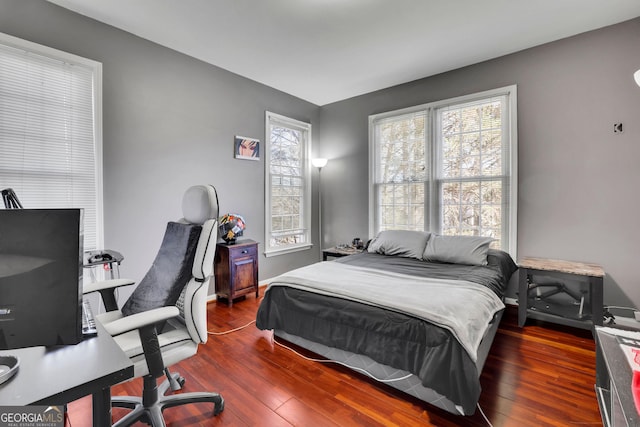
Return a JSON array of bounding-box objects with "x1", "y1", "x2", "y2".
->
[
  {"x1": 517, "y1": 257, "x2": 604, "y2": 330},
  {"x1": 214, "y1": 240, "x2": 258, "y2": 306}
]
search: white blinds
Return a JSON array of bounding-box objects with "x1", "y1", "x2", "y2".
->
[{"x1": 0, "y1": 35, "x2": 101, "y2": 250}]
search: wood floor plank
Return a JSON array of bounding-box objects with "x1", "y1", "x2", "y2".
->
[{"x1": 67, "y1": 290, "x2": 602, "y2": 426}]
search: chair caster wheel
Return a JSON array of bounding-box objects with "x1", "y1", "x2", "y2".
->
[{"x1": 213, "y1": 396, "x2": 225, "y2": 416}]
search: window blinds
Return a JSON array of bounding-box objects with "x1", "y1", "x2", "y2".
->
[{"x1": 0, "y1": 37, "x2": 101, "y2": 250}]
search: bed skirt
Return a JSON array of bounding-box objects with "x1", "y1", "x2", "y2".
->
[{"x1": 273, "y1": 307, "x2": 503, "y2": 416}]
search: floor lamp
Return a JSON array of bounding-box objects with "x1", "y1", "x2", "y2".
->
[{"x1": 312, "y1": 158, "x2": 328, "y2": 259}]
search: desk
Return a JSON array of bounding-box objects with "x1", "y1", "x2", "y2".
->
[{"x1": 0, "y1": 322, "x2": 133, "y2": 427}]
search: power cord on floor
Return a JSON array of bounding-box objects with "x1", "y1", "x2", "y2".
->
[
  {"x1": 274, "y1": 333, "x2": 495, "y2": 426},
  {"x1": 271, "y1": 332, "x2": 412, "y2": 383},
  {"x1": 208, "y1": 323, "x2": 493, "y2": 426},
  {"x1": 207, "y1": 319, "x2": 255, "y2": 335},
  {"x1": 476, "y1": 403, "x2": 493, "y2": 427}
]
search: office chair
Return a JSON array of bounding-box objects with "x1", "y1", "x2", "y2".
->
[{"x1": 83, "y1": 184, "x2": 224, "y2": 426}]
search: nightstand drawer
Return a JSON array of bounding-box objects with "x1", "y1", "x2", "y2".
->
[{"x1": 227, "y1": 244, "x2": 257, "y2": 260}]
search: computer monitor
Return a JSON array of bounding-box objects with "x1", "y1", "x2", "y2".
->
[{"x1": 0, "y1": 209, "x2": 84, "y2": 349}]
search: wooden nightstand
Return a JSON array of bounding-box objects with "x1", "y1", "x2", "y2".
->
[
  {"x1": 517, "y1": 257, "x2": 604, "y2": 330},
  {"x1": 214, "y1": 239, "x2": 259, "y2": 306}
]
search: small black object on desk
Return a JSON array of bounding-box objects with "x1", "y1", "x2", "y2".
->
[
  {"x1": 84, "y1": 249, "x2": 123, "y2": 266},
  {"x1": 84, "y1": 249, "x2": 124, "y2": 282}
]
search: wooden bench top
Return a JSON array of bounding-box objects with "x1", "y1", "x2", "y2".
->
[{"x1": 518, "y1": 256, "x2": 604, "y2": 278}]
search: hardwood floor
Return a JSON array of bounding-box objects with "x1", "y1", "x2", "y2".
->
[{"x1": 67, "y1": 289, "x2": 602, "y2": 426}]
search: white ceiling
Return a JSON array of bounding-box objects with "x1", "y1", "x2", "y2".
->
[{"x1": 47, "y1": 0, "x2": 640, "y2": 106}]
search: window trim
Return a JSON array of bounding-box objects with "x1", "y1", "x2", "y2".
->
[
  {"x1": 264, "y1": 111, "x2": 312, "y2": 257},
  {"x1": 368, "y1": 85, "x2": 518, "y2": 257},
  {"x1": 0, "y1": 31, "x2": 104, "y2": 250}
]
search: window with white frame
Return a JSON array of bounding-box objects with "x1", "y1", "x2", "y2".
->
[
  {"x1": 369, "y1": 86, "x2": 517, "y2": 255},
  {"x1": 0, "y1": 32, "x2": 103, "y2": 250},
  {"x1": 264, "y1": 111, "x2": 312, "y2": 256}
]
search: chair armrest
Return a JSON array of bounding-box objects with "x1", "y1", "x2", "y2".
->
[
  {"x1": 84, "y1": 279, "x2": 135, "y2": 312},
  {"x1": 83, "y1": 278, "x2": 135, "y2": 295},
  {"x1": 102, "y1": 306, "x2": 180, "y2": 337}
]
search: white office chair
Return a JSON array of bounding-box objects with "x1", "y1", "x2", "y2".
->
[{"x1": 83, "y1": 184, "x2": 224, "y2": 427}]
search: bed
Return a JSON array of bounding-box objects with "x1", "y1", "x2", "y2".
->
[{"x1": 256, "y1": 231, "x2": 517, "y2": 416}]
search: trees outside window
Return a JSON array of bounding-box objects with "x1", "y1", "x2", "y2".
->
[
  {"x1": 369, "y1": 86, "x2": 517, "y2": 255},
  {"x1": 264, "y1": 112, "x2": 312, "y2": 256}
]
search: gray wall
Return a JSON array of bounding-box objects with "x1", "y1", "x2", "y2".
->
[
  {"x1": 2, "y1": 1, "x2": 640, "y2": 309},
  {"x1": 319, "y1": 18, "x2": 640, "y2": 306},
  {"x1": 0, "y1": 0, "x2": 322, "y2": 298}
]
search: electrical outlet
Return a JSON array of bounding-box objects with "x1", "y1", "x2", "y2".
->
[{"x1": 614, "y1": 123, "x2": 623, "y2": 134}]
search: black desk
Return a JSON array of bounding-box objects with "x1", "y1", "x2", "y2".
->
[{"x1": 0, "y1": 322, "x2": 133, "y2": 427}]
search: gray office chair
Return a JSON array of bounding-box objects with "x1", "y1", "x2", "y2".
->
[{"x1": 83, "y1": 184, "x2": 224, "y2": 427}]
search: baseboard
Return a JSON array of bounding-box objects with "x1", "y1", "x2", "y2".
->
[
  {"x1": 259, "y1": 279, "x2": 271, "y2": 288},
  {"x1": 207, "y1": 279, "x2": 271, "y2": 302}
]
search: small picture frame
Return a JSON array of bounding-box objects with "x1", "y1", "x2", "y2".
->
[{"x1": 234, "y1": 136, "x2": 260, "y2": 161}]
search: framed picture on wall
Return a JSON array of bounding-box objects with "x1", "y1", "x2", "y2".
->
[{"x1": 234, "y1": 136, "x2": 260, "y2": 161}]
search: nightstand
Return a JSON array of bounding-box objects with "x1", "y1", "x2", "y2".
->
[
  {"x1": 322, "y1": 245, "x2": 363, "y2": 261},
  {"x1": 517, "y1": 257, "x2": 604, "y2": 330},
  {"x1": 214, "y1": 239, "x2": 259, "y2": 306}
]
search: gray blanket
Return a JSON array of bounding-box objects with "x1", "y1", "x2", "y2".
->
[{"x1": 270, "y1": 261, "x2": 504, "y2": 362}]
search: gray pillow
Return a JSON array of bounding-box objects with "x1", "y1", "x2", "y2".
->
[
  {"x1": 367, "y1": 230, "x2": 431, "y2": 259},
  {"x1": 423, "y1": 235, "x2": 494, "y2": 266}
]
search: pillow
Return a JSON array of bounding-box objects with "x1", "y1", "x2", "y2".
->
[
  {"x1": 422, "y1": 235, "x2": 494, "y2": 266},
  {"x1": 121, "y1": 221, "x2": 202, "y2": 316},
  {"x1": 367, "y1": 230, "x2": 431, "y2": 259},
  {"x1": 487, "y1": 248, "x2": 518, "y2": 280}
]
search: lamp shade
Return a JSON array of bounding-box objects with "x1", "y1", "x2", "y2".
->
[
  {"x1": 635, "y1": 69, "x2": 640, "y2": 87},
  {"x1": 312, "y1": 158, "x2": 328, "y2": 168}
]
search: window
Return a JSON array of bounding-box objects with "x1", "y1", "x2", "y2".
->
[
  {"x1": 0, "y1": 32, "x2": 103, "y2": 250},
  {"x1": 369, "y1": 86, "x2": 517, "y2": 255},
  {"x1": 264, "y1": 111, "x2": 312, "y2": 256}
]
